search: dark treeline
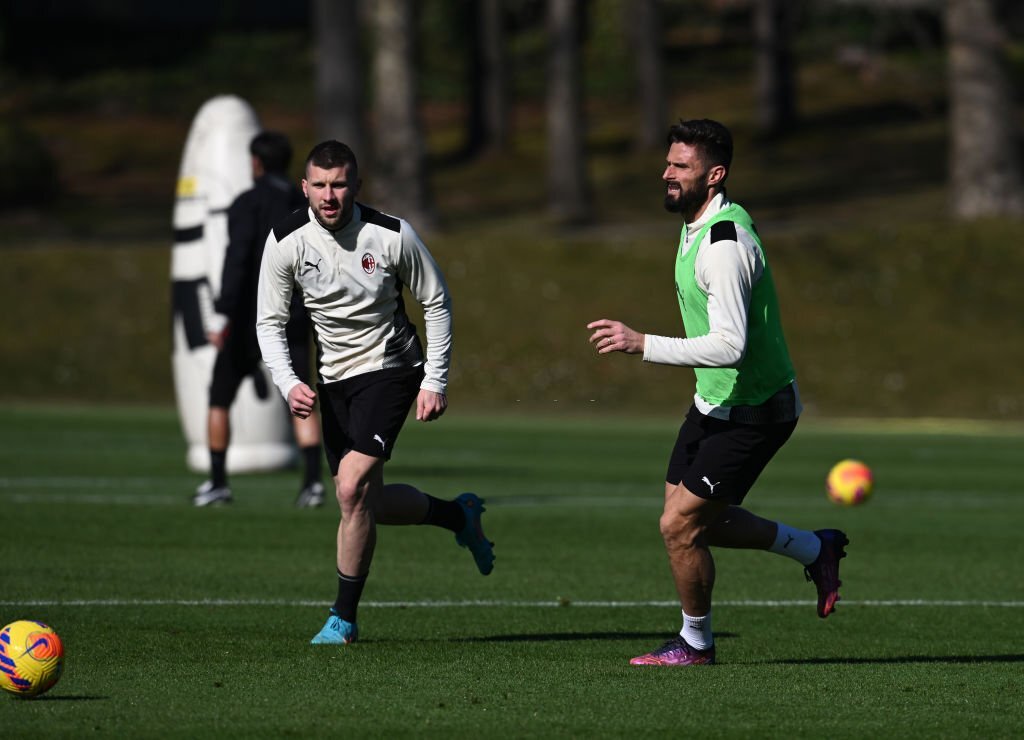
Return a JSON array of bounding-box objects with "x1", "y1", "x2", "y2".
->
[{"x1": 1, "y1": 0, "x2": 1022, "y2": 221}]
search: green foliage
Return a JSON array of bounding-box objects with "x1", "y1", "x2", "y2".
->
[
  {"x1": 0, "y1": 408, "x2": 1022, "y2": 737},
  {"x1": 10, "y1": 31, "x2": 312, "y2": 117},
  {"x1": 0, "y1": 121, "x2": 58, "y2": 207}
]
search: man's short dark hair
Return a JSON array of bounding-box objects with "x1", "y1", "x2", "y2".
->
[
  {"x1": 667, "y1": 119, "x2": 733, "y2": 172},
  {"x1": 305, "y1": 140, "x2": 359, "y2": 175},
  {"x1": 250, "y1": 131, "x2": 293, "y2": 174}
]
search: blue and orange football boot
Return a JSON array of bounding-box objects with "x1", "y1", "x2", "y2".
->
[
  {"x1": 310, "y1": 610, "x2": 358, "y2": 645},
  {"x1": 454, "y1": 493, "x2": 495, "y2": 575}
]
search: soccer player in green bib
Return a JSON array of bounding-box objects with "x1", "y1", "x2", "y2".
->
[{"x1": 588, "y1": 119, "x2": 848, "y2": 666}]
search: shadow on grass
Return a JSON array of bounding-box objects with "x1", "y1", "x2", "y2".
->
[
  {"x1": 20, "y1": 694, "x2": 107, "y2": 702},
  {"x1": 387, "y1": 465, "x2": 529, "y2": 479},
  {"x1": 449, "y1": 631, "x2": 739, "y2": 644},
  {"x1": 771, "y1": 654, "x2": 1024, "y2": 666}
]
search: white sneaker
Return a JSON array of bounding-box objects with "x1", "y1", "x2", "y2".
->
[
  {"x1": 295, "y1": 481, "x2": 325, "y2": 508},
  {"x1": 192, "y1": 480, "x2": 233, "y2": 507}
]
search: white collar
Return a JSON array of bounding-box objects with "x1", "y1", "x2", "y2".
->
[{"x1": 686, "y1": 191, "x2": 731, "y2": 232}]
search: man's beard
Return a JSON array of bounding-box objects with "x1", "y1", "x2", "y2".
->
[
  {"x1": 663, "y1": 182, "x2": 710, "y2": 222},
  {"x1": 312, "y1": 202, "x2": 347, "y2": 231}
]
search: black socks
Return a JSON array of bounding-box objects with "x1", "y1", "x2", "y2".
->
[
  {"x1": 420, "y1": 495, "x2": 466, "y2": 533},
  {"x1": 300, "y1": 444, "x2": 322, "y2": 487},
  {"x1": 210, "y1": 450, "x2": 227, "y2": 488},
  {"x1": 333, "y1": 571, "x2": 368, "y2": 623}
]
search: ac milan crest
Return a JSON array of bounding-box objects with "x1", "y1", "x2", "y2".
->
[{"x1": 361, "y1": 253, "x2": 376, "y2": 274}]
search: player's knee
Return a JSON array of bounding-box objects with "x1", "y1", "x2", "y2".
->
[
  {"x1": 334, "y1": 475, "x2": 370, "y2": 511},
  {"x1": 659, "y1": 508, "x2": 702, "y2": 550}
]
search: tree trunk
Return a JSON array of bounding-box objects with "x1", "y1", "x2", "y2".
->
[
  {"x1": 480, "y1": 0, "x2": 510, "y2": 153},
  {"x1": 754, "y1": 0, "x2": 797, "y2": 137},
  {"x1": 312, "y1": 0, "x2": 368, "y2": 161},
  {"x1": 462, "y1": 0, "x2": 508, "y2": 158},
  {"x1": 546, "y1": 0, "x2": 591, "y2": 225},
  {"x1": 371, "y1": 0, "x2": 436, "y2": 230},
  {"x1": 463, "y1": 1, "x2": 486, "y2": 159},
  {"x1": 627, "y1": 0, "x2": 666, "y2": 150},
  {"x1": 947, "y1": 0, "x2": 1024, "y2": 219}
]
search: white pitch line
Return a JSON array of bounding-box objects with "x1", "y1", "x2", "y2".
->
[
  {"x1": 0, "y1": 493, "x2": 182, "y2": 506},
  {"x1": 0, "y1": 598, "x2": 1021, "y2": 608}
]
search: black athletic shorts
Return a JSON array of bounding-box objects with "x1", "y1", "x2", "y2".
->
[
  {"x1": 209, "y1": 316, "x2": 311, "y2": 408},
  {"x1": 665, "y1": 405, "x2": 798, "y2": 505},
  {"x1": 318, "y1": 365, "x2": 425, "y2": 476}
]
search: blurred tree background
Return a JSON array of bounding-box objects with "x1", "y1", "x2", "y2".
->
[{"x1": 0, "y1": 0, "x2": 1022, "y2": 421}]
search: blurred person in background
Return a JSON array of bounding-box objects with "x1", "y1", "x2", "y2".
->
[
  {"x1": 588, "y1": 118, "x2": 848, "y2": 666},
  {"x1": 256, "y1": 140, "x2": 494, "y2": 646},
  {"x1": 194, "y1": 131, "x2": 326, "y2": 508}
]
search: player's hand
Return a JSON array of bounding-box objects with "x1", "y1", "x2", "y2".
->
[
  {"x1": 416, "y1": 389, "x2": 447, "y2": 422},
  {"x1": 587, "y1": 319, "x2": 644, "y2": 355},
  {"x1": 287, "y1": 383, "x2": 317, "y2": 419},
  {"x1": 207, "y1": 325, "x2": 230, "y2": 350}
]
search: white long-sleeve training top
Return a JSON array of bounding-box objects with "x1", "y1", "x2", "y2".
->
[{"x1": 256, "y1": 203, "x2": 452, "y2": 400}]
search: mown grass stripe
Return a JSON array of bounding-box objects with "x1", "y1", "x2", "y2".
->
[{"x1": 1, "y1": 598, "x2": 1021, "y2": 608}]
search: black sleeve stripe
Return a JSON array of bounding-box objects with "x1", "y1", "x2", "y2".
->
[
  {"x1": 358, "y1": 203, "x2": 401, "y2": 233},
  {"x1": 709, "y1": 220, "x2": 738, "y2": 243},
  {"x1": 174, "y1": 225, "x2": 203, "y2": 243},
  {"x1": 272, "y1": 207, "x2": 311, "y2": 241}
]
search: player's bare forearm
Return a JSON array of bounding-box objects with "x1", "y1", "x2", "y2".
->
[{"x1": 586, "y1": 319, "x2": 645, "y2": 355}]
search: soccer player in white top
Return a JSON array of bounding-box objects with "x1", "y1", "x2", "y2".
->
[
  {"x1": 257, "y1": 141, "x2": 494, "y2": 645},
  {"x1": 588, "y1": 119, "x2": 848, "y2": 666}
]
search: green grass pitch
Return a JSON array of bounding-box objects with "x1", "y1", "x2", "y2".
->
[{"x1": 1, "y1": 406, "x2": 1022, "y2": 738}]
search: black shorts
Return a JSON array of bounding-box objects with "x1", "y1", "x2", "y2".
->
[
  {"x1": 319, "y1": 365, "x2": 425, "y2": 476},
  {"x1": 209, "y1": 319, "x2": 312, "y2": 408},
  {"x1": 665, "y1": 405, "x2": 798, "y2": 505}
]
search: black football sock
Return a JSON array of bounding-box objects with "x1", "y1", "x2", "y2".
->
[
  {"x1": 420, "y1": 495, "x2": 466, "y2": 533},
  {"x1": 301, "y1": 445, "x2": 322, "y2": 487},
  {"x1": 333, "y1": 571, "x2": 368, "y2": 623},
  {"x1": 210, "y1": 450, "x2": 228, "y2": 488}
]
